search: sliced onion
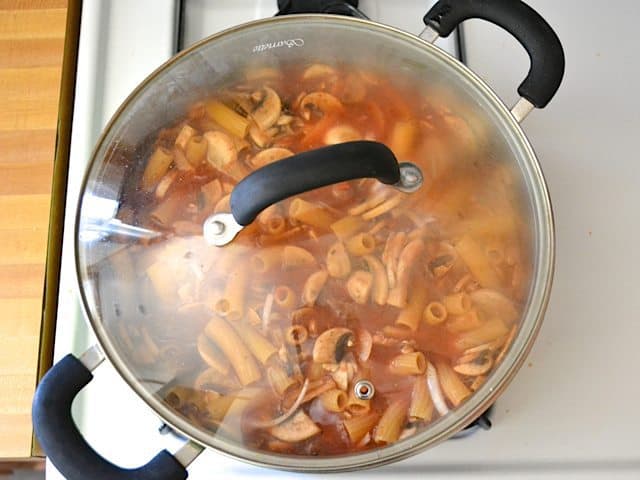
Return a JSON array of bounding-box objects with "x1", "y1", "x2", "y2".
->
[
  {"x1": 261, "y1": 292, "x2": 274, "y2": 333},
  {"x1": 251, "y1": 379, "x2": 310, "y2": 429},
  {"x1": 427, "y1": 362, "x2": 449, "y2": 416}
]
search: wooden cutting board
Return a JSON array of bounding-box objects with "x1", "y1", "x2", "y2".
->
[{"x1": 0, "y1": 0, "x2": 78, "y2": 459}]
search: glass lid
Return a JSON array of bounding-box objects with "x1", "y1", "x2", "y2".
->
[{"x1": 76, "y1": 16, "x2": 549, "y2": 467}]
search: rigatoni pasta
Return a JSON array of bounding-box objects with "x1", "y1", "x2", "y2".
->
[{"x1": 204, "y1": 317, "x2": 261, "y2": 386}]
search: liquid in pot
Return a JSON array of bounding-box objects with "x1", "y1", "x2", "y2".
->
[{"x1": 106, "y1": 63, "x2": 532, "y2": 456}]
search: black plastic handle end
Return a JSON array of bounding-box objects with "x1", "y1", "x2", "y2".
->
[
  {"x1": 424, "y1": 0, "x2": 565, "y2": 108},
  {"x1": 33, "y1": 354, "x2": 188, "y2": 480},
  {"x1": 230, "y1": 141, "x2": 400, "y2": 226}
]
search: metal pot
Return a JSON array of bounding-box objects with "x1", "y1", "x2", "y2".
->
[{"x1": 33, "y1": 1, "x2": 564, "y2": 478}]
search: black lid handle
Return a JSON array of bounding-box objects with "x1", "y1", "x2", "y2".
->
[
  {"x1": 204, "y1": 141, "x2": 423, "y2": 246},
  {"x1": 33, "y1": 354, "x2": 189, "y2": 480},
  {"x1": 423, "y1": 0, "x2": 565, "y2": 109}
]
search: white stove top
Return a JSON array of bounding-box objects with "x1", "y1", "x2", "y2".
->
[{"x1": 49, "y1": 1, "x2": 640, "y2": 478}]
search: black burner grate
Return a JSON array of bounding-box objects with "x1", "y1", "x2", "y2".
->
[
  {"x1": 276, "y1": 0, "x2": 367, "y2": 18},
  {"x1": 452, "y1": 406, "x2": 493, "y2": 439}
]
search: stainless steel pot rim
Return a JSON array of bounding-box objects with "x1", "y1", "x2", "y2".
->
[{"x1": 74, "y1": 14, "x2": 555, "y2": 472}]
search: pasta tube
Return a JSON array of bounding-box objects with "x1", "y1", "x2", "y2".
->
[
  {"x1": 205, "y1": 100, "x2": 249, "y2": 138},
  {"x1": 443, "y1": 292, "x2": 472, "y2": 315},
  {"x1": 373, "y1": 399, "x2": 408, "y2": 444},
  {"x1": 204, "y1": 316, "x2": 261, "y2": 386},
  {"x1": 346, "y1": 233, "x2": 376, "y2": 256},
  {"x1": 214, "y1": 264, "x2": 248, "y2": 321},
  {"x1": 387, "y1": 239, "x2": 425, "y2": 308},
  {"x1": 274, "y1": 285, "x2": 296, "y2": 310},
  {"x1": 423, "y1": 301, "x2": 447, "y2": 326},
  {"x1": 344, "y1": 412, "x2": 379, "y2": 443},
  {"x1": 435, "y1": 360, "x2": 471, "y2": 407},
  {"x1": 141, "y1": 147, "x2": 173, "y2": 191},
  {"x1": 150, "y1": 192, "x2": 182, "y2": 227},
  {"x1": 251, "y1": 247, "x2": 283, "y2": 273},
  {"x1": 348, "y1": 190, "x2": 389, "y2": 216},
  {"x1": 363, "y1": 255, "x2": 388, "y2": 305},
  {"x1": 229, "y1": 321, "x2": 277, "y2": 365},
  {"x1": 361, "y1": 193, "x2": 405, "y2": 221},
  {"x1": 320, "y1": 389, "x2": 348, "y2": 412},
  {"x1": 389, "y1": 351, "x2": 427, "y2": 376},
  {"x1": 289, "y1": 198, "x2": 336, "y2": 230},
  {"x1": 267, "y1": 364, "x2": 297, "y2": 396},
  {"x1": 395, "y1": 285, "x2": 428, "y2": 331},
  {"x1": 330, "y1": 215, "x2": 365, "y2": 240},
  {"x1": 196, "y1": 333, "x2": 230, "y2": 375},
  {"x1": 285, "y1": 325, "x2": 308, "y2": 346},
  {"x1": 409, "y1": 376, "x2": 434, "y2": 422},
  {"x1": 185, "y1": 135, "x2": 207, "y2": 166},
  {"x1": 175, "y1": 124, "x2": 197, "y2": 150},
  {"x1": 346, "y1": 389, "x2": 371, "y2": 415}
]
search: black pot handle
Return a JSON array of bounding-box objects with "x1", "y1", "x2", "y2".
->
[
  {"x1": 231, "y1": 141, "x2": 405, "y2": 225},
  {"x1": 423, "y1": 0, "x2": 565, "y2": 108},
  {"x1": 205, "y1": 141, "x2": 421, "y2": 246},
  {"x1": 32, "y1": 354, "x2": 188, "y2": 480}
]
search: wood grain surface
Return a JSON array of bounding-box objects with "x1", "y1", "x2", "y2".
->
[{"x1": 0, "y1": 0, "x2": 67, "y2": 459}]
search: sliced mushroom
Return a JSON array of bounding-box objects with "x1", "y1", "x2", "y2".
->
[
  {"x1": 324, "y1": 124, "x2": 362, "y2": 145},
  {"x1": 302, "y1": 63, "x2": 338, "y2": 80},
  {"x1": 346, "y1": 270, "x2": 373, "y2": 304},
  {"x1": 342, "y1": 74, "x2": 367, "y2": 103},
  {"x1": 470, "y1": 288, "x2": 520, "y2": 325},
  {"x1": 331, "y1": 356, "x2": 357, "y2": 391},
  {"x1": 355, "y1": 327, "x2": 373, "y2": 362},
  {"x1": 300, "y1": 92, "x2": 343, "y2": 118},
  {"x1": 313, "y1": 327, "x2": 354, "y2": 363},
  {"x1": 269, "y1": 410, "x2": 321, "y2": 442},
  {"x1": 428, "y1": 254, "x2": 455, "y2": 278},
  {"x1": 428, "y1": 242, "x2": 458, "y2": 278},
  {"x1": 302, "y1": 269, "x2": 329, "y2": 306},
  {"x1": 203, "y1": 130, "x2": 237, "y2": 170},
  {"x1": 228, "y1": 91, "x2": 254, "y2": 115},
  {"x1": 248, "y1": 123, "x2": 272, "y2": 148},
  {"x1": 250, "y1": 89, "x2": 265, "y2": 103},
  {"x1": 276, "y1": 114, "x2": 294, "y2": 126},
  {"x1": 249, "y1": 147, "x2": 293, "y2": 169},
  {"x1": 453, "y1": 349, "x2": 493, "y2": 376},
  {"x1": 252, "y1": 87, "x2": 282, "y2": 130}
]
